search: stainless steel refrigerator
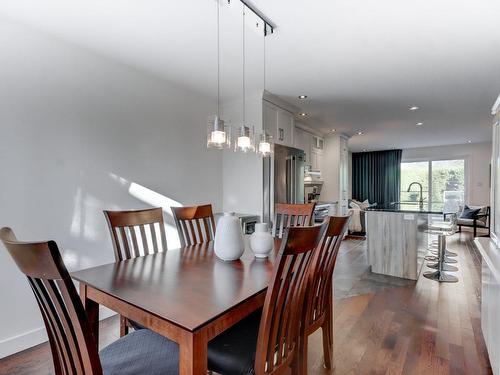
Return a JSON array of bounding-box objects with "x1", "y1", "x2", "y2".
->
[{"x1": 263, "y1": 144, "x2": 306, "y2": 224}]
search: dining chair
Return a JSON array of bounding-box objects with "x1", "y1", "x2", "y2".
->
[
  {"x1": 299, "y1": 215, "x2": 350, "y2": 373},
  {"x1": 207, "y1": 222, "x2": 327, "y2": 375},
  {"x1": 171, "y1": 204, "x2": 216, "y2": 247},
  {"x1": 272, "y1": 203, "x2": 316, "y2": 238},
  {"x1": 0, "y1": 227, "x2": 179, "y2": 375},
  {"x1": 104, "y1": 207, "x2": 168, "y2": 336}
]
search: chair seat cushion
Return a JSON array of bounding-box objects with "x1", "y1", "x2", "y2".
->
[
  {"x1": 208, "y1": 309, "x2": 262, "y2": 375},
  {"x1": 100, "y1": 329, "x2": 179, "y2": 375},
  {"x1": 457, "y1": 218, "x2": 487, "y2": 227}
]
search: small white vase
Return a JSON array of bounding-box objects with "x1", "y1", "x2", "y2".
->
[
  {"x1": 214, "y1": 212, "x2": 245, "y2": 261},
  {"x1": 250, "y1": 223, "x2": 273, "y2": 258}
]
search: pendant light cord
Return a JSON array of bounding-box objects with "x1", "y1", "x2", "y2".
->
[
  {"x1": 263, "y1": 23, "x2": 266, "y2": 97},
  {"x1": 217, "y1": 0, "x2": 221, "y2": 118},
  {"x1": 242, "y1": 5, "x2": 246, "y2": 127}
]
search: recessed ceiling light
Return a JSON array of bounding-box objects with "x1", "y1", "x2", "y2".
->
[
  {"x1": 298, "y1": 95, "x2": 308, "y2": 99},
  {"x1": 299, "y1": 112, "x2": 307, "y2": 117},
  {"x1": 362, "y1": 149, "x2": 367, "y2": 152},
  {"x1": 416, "y1": 122, "x2": 423, "y2": 126},
  {"x1": 331, "y1": 128, "x2": 336, "y2": 132},
  {"x1": 409, "y1": 106, "x2": 419, "y2": 111},
  {"x1": 467, "y1": 140, "x2": 472, "y2": 143},
  {"x1": 357, "y1": 131, "x2": 364, "y2": 135}
]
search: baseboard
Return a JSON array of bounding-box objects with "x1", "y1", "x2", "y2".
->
[{"x1": 0, "y1": 307, "x2": 116, "y2": 359}]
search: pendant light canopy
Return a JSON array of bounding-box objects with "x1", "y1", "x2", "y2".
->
[{"x1": 207, "y1": 0, "x2": 230, "y2": 150}]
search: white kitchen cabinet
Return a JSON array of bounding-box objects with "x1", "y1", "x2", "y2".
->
[
  {"x1": 277, "y1": 110, "x2": 294, "y2": 146},
  {"x1": 321, "y1": 135, "x2": 350, "y2": 214},
  {"x1": 263, "y1": 100, "x2": 294, "y2": 147},
  {"x1": 339, "y1": 136, "x2": 349, "y2": 215},
  {"x1": 263, "y1": 101, "x2": 279, "y2": 141},
  {"x1": 312, "y1": 135, "x2": 324, "y2": 151},
  {"x1": 294, "y1": 126, "x2": 312, "y2": 164},
  {"x1": 477, "y1": 96, "x2": 500, "y2": 375},
  {"x1": 310, "y1": 148, "x2": 324, "y2": 172}
]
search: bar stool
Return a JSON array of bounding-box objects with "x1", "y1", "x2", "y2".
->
[
  {"x1": 425, "y1": 214, "x2": 458, "y2": 262},
  {"x1": 423, "y1": 214, "x2": 459, "y2": 283}
]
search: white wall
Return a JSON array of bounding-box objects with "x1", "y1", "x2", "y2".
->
[
  {"x1": 0, "y1": 20, "x2": 222, "y2": 357},
  {"x1": 402, "y1": 142, "x2": 492, "y2": 206}
]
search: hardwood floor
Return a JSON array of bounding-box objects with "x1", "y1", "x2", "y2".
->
[{"x1": 0, "y1": 233, "x2": 491, "y2": 375}]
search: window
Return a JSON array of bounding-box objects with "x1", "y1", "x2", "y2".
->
[{"x1": 400, "y1": 159, "x2": 466, "y2": 212}]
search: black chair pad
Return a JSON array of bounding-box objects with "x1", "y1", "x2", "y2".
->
[
  {"x1": 129, "y1": 319, "x2": 145, "y2": 331},
  {"x1": 100, "y1": 329, "x2": 179, "y2": 375},
  {"x1": 208, "y1": 309, "x2": 262, "y2": 375}
]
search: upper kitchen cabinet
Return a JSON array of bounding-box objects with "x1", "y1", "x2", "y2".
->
[
  {"x1": 312, "y1": 135, "x2": 324, "y2": 151},
  {"x1": 294, "y1": 126, "x2": 312, "y2": 163},
  {"x1": 263, "y1": 100, "x2": 294, "y2": 147},
  {"x1": 310, "y1": 148, "x2": 324, "y2": 172}
]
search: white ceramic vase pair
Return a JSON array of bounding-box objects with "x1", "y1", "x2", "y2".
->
[{"x1": 214, "y1": 213, "x2": 274, "y2": 261}]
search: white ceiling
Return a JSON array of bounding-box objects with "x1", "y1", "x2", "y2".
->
[{"x1": 1, "y1": 0, "x2": 499, "y2": 151}]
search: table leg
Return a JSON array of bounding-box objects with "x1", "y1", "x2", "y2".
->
[
  {"x1": 179, "y1": 330, "x2": 208, "y2": 375},
  {"x1": 80, "y1": 283, "x2": 99, "y2": 348}
]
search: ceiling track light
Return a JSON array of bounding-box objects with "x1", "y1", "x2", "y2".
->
[
  {"x1": 416, "y1": 122, "x2": 423, "y2": 126},
  {"x1": 409, "y1": 106, "x2": 419, "y2": 111},
  {"x1": 357, "y1": 131, "x2": 364, "y2": 135},
  {"x1": 229, "y1": 0, "x2": 275, "y2": 36},
  {"x1": 299, "y1": 112, "x2": 307, "y2": 117},
  {"x1": 298, "y1": 95, "x2": 308, "y2": 99}
]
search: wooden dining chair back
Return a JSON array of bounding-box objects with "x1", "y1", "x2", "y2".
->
[
  {"x1": 171, "y1": 204, "x2": 216, "y2": 246},
  {"x1": 272, "y1": 203, "x2": 316, "y2": 238},
  {"x1": 0, "y1": 227, "x2": 102, "y2": 375},
  {"x1": 254, "y1": 223, "x2": 327, "y2": 375},
  {"x1": 300, "y1": 215, "x2": 350, "y2": 371},
  {"x1": 104, "y1": 207, "x2": 167, "y2": 261}
]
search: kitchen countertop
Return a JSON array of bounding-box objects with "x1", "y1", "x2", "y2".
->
[{"x1": 366, "y1": 202, "x2": 444, "y2": 215}]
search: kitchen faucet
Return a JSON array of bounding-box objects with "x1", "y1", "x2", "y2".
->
[{"x1": 407, "y1": 182, "x2": 424, "y2": 208}]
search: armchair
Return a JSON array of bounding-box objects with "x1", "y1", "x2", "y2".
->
[{"x1": 444, "y1": 205, "x2": 490, "y2": 237}]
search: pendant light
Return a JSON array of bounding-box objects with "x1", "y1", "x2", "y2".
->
[
  {"x1": 207, "y1": 0, "x2": 230, "y2": 149},
  {"x1": 257, "y1": 17, "x2": 273, "y2": 157},
  {"x1": 235, "y1": 5, "x2": 255, "y2": 153}
]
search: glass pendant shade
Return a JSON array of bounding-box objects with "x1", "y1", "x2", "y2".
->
[
  {"x1": 207, "y1": 115, "x2": 231, "y2": 149},
  {"x1": 257, "y1": 133, "x2": 273, "y2": 157},
  {"x1": 235, "y1": 125, "x2": 255, "y2": 153}
]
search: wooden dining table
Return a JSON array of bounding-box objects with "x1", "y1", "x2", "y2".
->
[{"x1": 71, "y1": 238, "x2": 280, "y2": 375}]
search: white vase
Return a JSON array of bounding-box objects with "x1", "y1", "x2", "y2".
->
[
  {"x1": 214, "y1": 212, "x2": 245, "y2": 261},
  {"x1": 250, "y1": 223, "x2": 273, "y2": 258}
]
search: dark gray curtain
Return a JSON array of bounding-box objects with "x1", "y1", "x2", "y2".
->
[{"x1": 352, "y1": 149, "x2": 402, "y2": 204}]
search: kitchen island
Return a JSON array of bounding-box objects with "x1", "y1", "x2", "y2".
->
[{"x1": 366, "y1": 203, "x2": 442, "y2": 280}]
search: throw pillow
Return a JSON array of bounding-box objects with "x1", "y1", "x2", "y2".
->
[{"x1": 460, "y1": 205, "x2": 481, "y2": 219}]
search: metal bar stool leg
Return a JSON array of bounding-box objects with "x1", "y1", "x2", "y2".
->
[{"x1": 424, "y1": 234, "x2": 458, "y2": 283}]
